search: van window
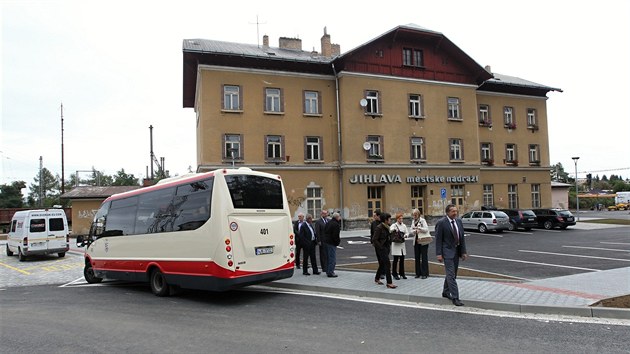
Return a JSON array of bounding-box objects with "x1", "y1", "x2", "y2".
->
[
  {"x1": 30, "y1": 219, "x2": 46, "y2": 233},
  {"x1": 11, "y1": 220, "x2": 17, "y2": 232},
  {"x1": 49, "y1": 218, "x2": 65, "y2": 231}
]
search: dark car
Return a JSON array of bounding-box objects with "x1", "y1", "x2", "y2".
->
[
  {"x1": 531, "y1": 208, "x2": 576, "y2": 230},
  {"x1": 499, "y1": 209, "x2": 538, "y2": 231}
]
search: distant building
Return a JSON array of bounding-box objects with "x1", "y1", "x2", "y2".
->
[
  {"x1": 551, "y1": 181, "x2": 571, "y2": 209},
  {"x1": 182, "y1": 24, "x2": 561, "y2": 228}
]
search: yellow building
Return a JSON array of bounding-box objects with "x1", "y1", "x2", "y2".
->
[{"x1": 182, "y1": 25, "x2": 561, "y2": 228}]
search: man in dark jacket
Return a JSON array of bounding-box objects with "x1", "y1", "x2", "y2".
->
[
  {"x1": 293, "y1": 213, "x2": 304, "y2": 269},
  {"x1": 323, "y1": 212, "x2": 341, "y2": 278},
  {"x1": 298, "y1": 214, "x2": 320, "y2": 275},
  {"x1": 314, "y1": 210, "x2": 329, "y2": 273}
]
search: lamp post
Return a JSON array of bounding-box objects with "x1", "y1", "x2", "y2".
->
[{"x1": 572, "y1": 157, "x2": 580, "y2": 221}]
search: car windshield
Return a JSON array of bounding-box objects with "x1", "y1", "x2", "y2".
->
[{"x1": 494, "y1": 211, "x2": 509, "y2": 218}]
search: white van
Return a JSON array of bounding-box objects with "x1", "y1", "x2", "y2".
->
[{"x1": 6, "y1": 209, "x2": 70, "y2": 261}]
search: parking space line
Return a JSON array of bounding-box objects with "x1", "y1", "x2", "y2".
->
[
  {"x1": 469, "y1": 255, "x2": 600, "y2": 272},
  {"x1": 465, "y1": 232, "x2": 503, "y2": 238},
  {"x1": 562, "y1": 245, "x2": 630, "y2": 252},
  {"x1": 0, "y1": 261, "x2": 31, "y2": 275},
  {"x1": 600, "y1": 242, "x2": 630, "y2": 246},
  {"x1": 533, "y1": 229, "x2": 562, "y2": 233},
  {"x1": 519, "y1": 250, "x2": 630, "y2": 262}
]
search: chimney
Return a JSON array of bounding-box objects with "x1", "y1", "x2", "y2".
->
[
  {"x1": 279, "y1": 37, "x2": 302, "y2": 50},
  {"x1": 263, "y1": 35, "x2": 269, "y2": 49},
  {"x1": 485, "y1": 65, "x2": 492, "y2": 74},
  {"x1": 321, "y1": 26, "x2": 331, "y2": 57},
  {"x1": 331, "y1": 43, "x2": 340, "y2": 57}
]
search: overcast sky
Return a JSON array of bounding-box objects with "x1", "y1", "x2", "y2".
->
[{"x1": 2, "y1": 0, "x2": 629, "y2": 188}]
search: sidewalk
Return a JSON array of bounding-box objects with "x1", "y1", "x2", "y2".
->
[{"x1": 264, "y1": 227, "x2": 630, "y2": 320}]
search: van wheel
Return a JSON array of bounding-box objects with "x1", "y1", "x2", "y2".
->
[
  {"x1": 6, "y1": 244, "x2": 13, "y2": 256},
  {"x1": 478, "y1": 224, "x2": 487, "y2": 233},
  {"x1": 58, "y1": 252, "x2": 66, "y2": 258},
  {"x1": 84, "y1": 262, "x2": 103, "y2": 284},
  {"x1": 18, "y1": 249, "x2": 25, "y2": 262},
  {"x1": 150, "y1": 269, "x2": 171, "y2": 297},
  {"x1": 543, "y1": 220, "x2": 554, "y2": 230},
  {"x1": 508, "y1": 222, "x2": 516, "y2": 231}
]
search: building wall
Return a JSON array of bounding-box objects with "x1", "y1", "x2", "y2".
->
[{"x1": 70, "y1": 199, "x2": 103, "y2": 235}]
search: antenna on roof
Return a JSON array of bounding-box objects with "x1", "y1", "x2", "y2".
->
[{"x1": 249, "y1": 15, "x2": 267, "y2": 47}]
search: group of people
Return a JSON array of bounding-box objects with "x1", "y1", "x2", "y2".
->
[
  {"x1": 369, "y1": 204, "x2": 468, "y2": 306},
  {"x1": 293, "y1": 210, "x2": 341, "y2": 278}
]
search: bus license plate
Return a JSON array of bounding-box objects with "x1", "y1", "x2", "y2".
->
[{"x1": 255, "y1": 246, "x2": 274, "y2": 255}]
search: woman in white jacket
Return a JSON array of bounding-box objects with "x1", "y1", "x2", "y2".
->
[
  {"x1": 410, "y1": 209, "x2": 431, "y2": 279},
  {"x1": 389, "y1": 212, "x2": 409, "y2": 279}
]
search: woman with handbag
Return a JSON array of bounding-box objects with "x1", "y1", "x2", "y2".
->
[
  {"x1": 389, "y1": 212, "x2": 409, "y2": 280},
  {"x1": 410, "y1": 209, "x2": 432, "y2": 279},
  {"x1": 373, "y1": 213, "x2": 397, "y2": 289}
]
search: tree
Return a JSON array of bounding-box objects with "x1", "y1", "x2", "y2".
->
[
  {"x1": 27, "y1": 168, "x2": 60, "y2": 207},
  {"x1": 550, "y1": 162, "x2": 570, "y2": 183},
  {"x1": 112, "y1": 168, "x2": 140, "y2": 186},
  {"x1": 0, "y1": 181, "x2": 26, "y2": 208}
]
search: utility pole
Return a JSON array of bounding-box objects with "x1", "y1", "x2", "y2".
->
[
  {"x1": 39, "y1": 156, "x2": 43, "y2": 207},
  {"x1": 149, "y1": 125, "x2": 154, "y2": 180},
  {"x1": 60, "y1": 102, "x2": 65, "y2": 194}
]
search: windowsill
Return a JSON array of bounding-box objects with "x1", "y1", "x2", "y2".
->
[
  {"x1": 304, "y1": 160, "x2": 324, "y2": 164},
  {"x1": 410, "y1": 159, "x2": 426, "y2": 164},
  {"x1": 403, "y1": 64, "x2": 426, "y2": 69},
  {"x1": 449, "y1": 160, "x2": 465, "y2": 163},
  {"x1": 222, "y1": 159, "x2": 243, "y2": 163},
  {"x1": 409, "y1": 115, "x2": 426, "y2": 120},
  {"x1": 447, "y1": 117, "x2": 463, "y2": 122},
  {"x1": 265, "y1": 160, "x2": 286, "y2": 164},
  {"x1": 264, "y1": 111, "x2": 285, "y2": 116},
  {"x1": 364, "y1": 113, "x2": 383, "y2": 118},
  {"x1": 481, "y1": 160, "x2": 494, "y2": 166},
  {"x1": 303, "y1": 113, "x2": 323, "y2": 118},
  {"x1": 221, "y1": 109, "x2": 244, "y2": 114},
  {"x1": 529, "y1": 161, "x2": 541, "y2": 166}
]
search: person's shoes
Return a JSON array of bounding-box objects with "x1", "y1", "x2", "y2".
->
[
  {"x1": 401, "y1": 275, "x2": 407, "y2": 279},
  {"x1": 414, "y1": 275, "x2": 421, "y2": 278},
  {"x1": 296, "y1": 265, "x2": 301, "y2": 269},
  {"x1": 421, "y1": 276, "x2": 428, "y2": 279},
  {"x1": 313, "y1": 272, "x2": 321, "y2": 275},
  {"x1": 386, "y1": 284, "x2": 398, "y2": 289},
  {"x1": 375, "y1": 280, "x2": 384, "y2": 285},
  {"x1": 393, "y1": 275, "x2": 400, "y2": 280},
  {"x1": 303, "y1": 272, "x2": 310, "y2": 276},
  {"x1": 442, "y1": 292, "x2": 452, "y2": 299},
  {"x1": 327, "y1": 274, "x2": 338, "y2": 278},
  {"x1": 380, "y1": 275, "x2": 385, "y2": 280},
  {"x1": 452, "y1": 299, "x2": 464, "y2": 306}
]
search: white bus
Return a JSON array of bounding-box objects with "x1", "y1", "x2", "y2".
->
[{"x1": 76, "y1": 168, "x2": 295, "y2": 296}]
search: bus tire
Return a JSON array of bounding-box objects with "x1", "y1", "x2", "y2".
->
[
  {"x1": 18, "y1": 248, "x2": 25, "y2": 262},
  {"x1": 58, "y1": 252, "x2": 66, "y2": 258},
  {"x1": 150, "y1": 269, "x2": 171, "y2": 297},
  {"x1": 84, "y1": 262, "x2": 103, "y2": 284},
  {"x1": 6, "y1": 244, "x2": 13, "y2": 256}
]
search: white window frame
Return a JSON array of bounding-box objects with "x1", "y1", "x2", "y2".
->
[
  {"x1": 481, "y1": 142, "x2": 492, "y2": 162},
  {"x1": 529, "y1": 144, "x2": 540, "y2": 163},
  {"x1": 478, "y1": 104, "x2": 490, "y2": 125},
  {"x1": 365, "y1": 90, "x2": 380, "y2": 115},
  {"x1": 508, "y1": 184, "x2": 518, "y2": 209},
  {"x1": 504, "y1": 106, "x2": 514, "y2": 126},
  {"x1": 409, "y1": 94, "x2": 423, "y2": 118},
  {"x1": 224, "y1": 134, "x2": 242, "y2": 160},
  {"x1": 306, "y1": 136, "x2": 321, "y2": 161},
  {"x1": 306, "y1": 187, "x2": 323, "y2": 217},
  {"x1": 527, "y1": 108, "x2": 537, "y2": 127},
  {"x1": 483, "y1": 184, "x2": 494, "y2": 207},
  {"x1": 223, "y1": 85, "x2": 240, "y2": 111},
  {"x1": 367, "y1": 135, "x2": 382, "y2": 159},
  {"x1": 304, "y1": 91, "x2": 319, "y2": 115},
  {"x1": 265, "y1": 135, "x2": 283, "y2": 160},
  {"x1": 531, "y1": 184, "x2": 541, "y2": 208},
  {"x1": 447, "y1": 97, "x2": 461, "y2": 120},
  {"x1": 506, "y1": 144, "x2": 517, "y2": 162},
  {"x1": 265, "y1": 88, "x2": 282, "y2": 113},
  {"x1": 411, "y1": 137, "x2": 425, "y2": 161},
  {"x1": 449, "y1": 138, "x2": 463, "y2": 161},
  {"x1": 402, "y1": 48, "x2": 413, "y2": 66}
]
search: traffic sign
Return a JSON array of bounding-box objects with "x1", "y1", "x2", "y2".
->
[{"x1": 440, "y1": 188, "x2": 447, "y2": 199}]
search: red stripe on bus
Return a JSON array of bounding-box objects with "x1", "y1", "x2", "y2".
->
[{"x1": 92, "y1": 259, "x2": 293, "y2": 278}]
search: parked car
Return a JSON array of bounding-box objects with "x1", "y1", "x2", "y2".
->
[
  {"x1": 531, "y1": 208, "x2": 576, "y2": 230},
  {"x1": 499, "y1": 209, "x2": 538, "y2": 231},
  {"x1": 460, "y1": 210, "x2": 510, "y2": 233}
]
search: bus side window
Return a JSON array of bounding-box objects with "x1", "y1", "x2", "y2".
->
[{"x1": 173, "y1": 178, "x2": 213, "y2": 231}]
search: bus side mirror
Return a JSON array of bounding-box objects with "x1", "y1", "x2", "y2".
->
[{"x1": 76, "y1": 235, "x2": 86, "y2": 248}]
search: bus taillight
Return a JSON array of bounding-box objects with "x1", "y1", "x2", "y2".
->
[
  {"x1": 226, "y1": 245, "x2": 232, "y2": 252},
  {"x1": 228, "y1": 260, "x2": 233, "y2": 267},
  {"x1": 225, "y1": 239, "x2": 231, "y2": 245}
]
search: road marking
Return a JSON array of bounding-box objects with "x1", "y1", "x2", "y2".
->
[
  {"x1": 518, "y1": 250, "x2": 630, "y2": 262},
  {"x1": 0, "y1": 261, "x2": 31, "y2": 275},
  {"x1": 469, "y1": 255, "x2": 601, "y2": 271},
  {"x1": 349, "y1": 256, "x2": 368, "y2": 259},
  {"x1": 600, "y1": 242, "x2": 630, "y2": 246},
  {"x1": 347, "y1": 241, "x2": 369, "y2": 245},
  {"x1": 533, "y1": 229, "x2": 562, "y2": 233},
  {"x1": 562, "y1": 245, "x2": 630, "y2": 252},
  {"x1": 465, "y1": 232, "x2": 503, "y2": 238}
]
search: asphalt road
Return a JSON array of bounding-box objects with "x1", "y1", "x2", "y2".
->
[{"x1": 1, "y1": 283, "x2": 628, "y2": 353}]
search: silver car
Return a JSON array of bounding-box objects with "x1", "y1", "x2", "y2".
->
[{"x1": 460, "y1": 210, "x2": 510, "y2": 233}]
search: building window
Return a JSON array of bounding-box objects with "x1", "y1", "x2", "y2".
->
[
  {"x1": 365, "y1": 90, "x2": 380, "y2": 115},
  {"x1": 506, "y1": 143, "x2": 517, "y2": 163},
  {"x1": 307, "y1": 187, "x2": 322, "y2": 217},
  {"x1": 449, "y1": 138, "x2": 464, "y2": 161},
  {"x1": 402, "y1": 48, "x2": 423, "y2": 67},
  {"x1": 413, "y1": 49, "x2": 424, "y2": 67},
  {"x1": 265, "y1": 88, "x2": 283, "y2": 113},
  {"x1": 409, "y1": 94, "x2": 424, "y2": 118},
  {"x1": 478, "y1": 104, "x2": 491, "y2": 126},
  {"x1": 223, "y1": 134, "x2": 242, "y2": 161},
  {"x1": 504, "y1": 106, "x2": 515, "y2": 128},
  {"x1": 367, "y1": 186, "x2": 383, "y2": 218},
  {"x1": 508, "y1": 184, "x2": 518, "y2": 208},
  {"x1": 305, "y1": 136, "x2": 322, "y2": 161},
  {"x1": 410, "y1": 185, "x2": 425, "y2": 215},
  {"x1": 451, "y1": 185, "x2": 465, "y2": 208},
  {"x1": 480, "y1": 142, "x2": 493, "y2": 164},
  {"x1": 403, "y1": 48, "x2": 412, "y2": 66},
  {"x1": 410, "y1": 137, "x2": 426, "y2": 161},
  {"x1": 531, "y1": 184, "x2": 541, "y2": 208},
  {"x1": 529, "y1": 144, "x2": 540, "y2": 164},
  {"x1": 304, "y1": 91, "x2": 320, "y2": 115},
  {"x1": 223, "y1": 85, "x2": 241, "y2": 111},
  {"x1": 483, "y1": 184, "x2": 494, "y2": 207},
  {"x1": 527, "y1": 108, "x2": 537, "y2": 127},
  {"x1": 447, "y1": 97, "x2": 461, "y2": 120},
  {"x1": 366, "y1": 135, "x2": 383, "y2": 160},
  {"x1": 265, "y1": 135, "x2": 284, "y2": 161}
]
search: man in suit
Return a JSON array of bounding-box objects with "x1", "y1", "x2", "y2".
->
[
  {"x1": 314, "y1": 210, "x2": 329, "y2": 273},
  {"x1": 322, "y1": 212, "x2": 341, "y2": 277},
  {"x1": 298, "y1": 214, "x2": 320, "y2": 275},
  {"x1": 435, "y1": 204, "x2": 468, "y2": 306},
  {"x1": 293, "y1": 213, "x2": 305, "y2": 269}
]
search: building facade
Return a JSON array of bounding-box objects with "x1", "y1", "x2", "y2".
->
[{"x1": 182, "y1": 25, "x2": 560, "y2": 228}]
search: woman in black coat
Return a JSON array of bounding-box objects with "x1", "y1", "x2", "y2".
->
[{"x1": 372, "y1": 213, "x2": 397, "y2": 289}]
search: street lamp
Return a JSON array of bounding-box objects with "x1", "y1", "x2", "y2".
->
[{"x1": 572, "y1": 156, "x2": 580, "y2": 221}]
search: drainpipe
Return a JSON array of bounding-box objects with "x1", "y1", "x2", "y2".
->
[{"x1": 332, "y1": 63, "x2": 344, "y2": 229}]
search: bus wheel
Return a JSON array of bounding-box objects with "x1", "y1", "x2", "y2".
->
[
  {"x1": 58, "y1": 252, "x2": 66, "y2": 258},
  {"x1": 6, "y1": 244, "x2": 13, "y2": 256},
  {"x1": 84, "y1": 262, "x2": 103, "y2": 284},
  {"x1": 150, "y1": 269, "x2": 171, "y2": 297},
  {"x1": 18, "y1": 248, "x2": 25, "y2": 262}
]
